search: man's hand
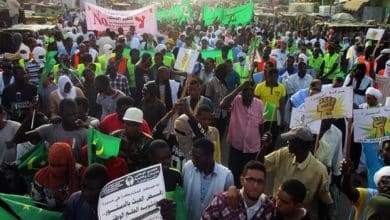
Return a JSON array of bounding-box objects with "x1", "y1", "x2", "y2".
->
[
  {"x1": 157, "y1": 199, "x2": 176, "y2": 220},
  {"x1": 225, "y1": 185, "x2": 240, "y2": 210},
  {"x1": 261, "y1": 132, "x2": 273, "y2": 149},
  {"x1": 340, "y1": 158, "x2": 353, "y2": 176}
]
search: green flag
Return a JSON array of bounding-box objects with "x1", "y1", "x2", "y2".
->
[
  {"x1": 157, "y1": 4, "x2": 192, "y2": 24},
  {"x1": 263, "y1": 102, "x2": 277, "y2": 121},
  {"x1": 0, "y1": 193, "x2": 62, "y2": 220},
  {"x1": 166, "y1": 186, "x2": 187, "y2": 220},
  {"x1": 221, "y1": 2, "x2": 254, "y2": 27},
  {"x1": 87, "y1": 128, "x2": 121, "y2": 165},
  {"x1": 17, "y1": 142, "x2": 48, "y2": 174},
  {"x1": 202, "y1": 6, "x2": 224, "y2": 26},
  {"x1": 201, "y1": 50, "x2": 222, "y2": 60}
]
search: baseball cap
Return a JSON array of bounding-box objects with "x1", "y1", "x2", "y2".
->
[
  {"x1": 281, "y1": 126, "x2": 314, "y2": 141},
  {"x1": 123, "y1": 107, "x2": 143, "y2": 123}
]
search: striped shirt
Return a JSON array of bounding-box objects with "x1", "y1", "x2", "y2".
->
[{"x1": 25, "y1": 61, "x2": 42, "y2": 86}]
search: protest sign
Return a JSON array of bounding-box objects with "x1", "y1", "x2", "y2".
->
[
  {"x1": 304, "y1": 86, "x2": 353, "y2": 123},
  {"x1": 366, "y1": 28, "x2": 385, "y2": 41},
  {"x1": 98, "y1": 164, "x2": 165, "y2": 220},
  {"x1": 290, "y1": 105, "x2": 321, "y2": 134},
  {"x1": 85, "y1": 3, "x2": 157, "y2": 34},
  {"x1": 174, "y1": 48, "x2": 199, "y2": 73},
  {"x1": 353, "y1": 106, "x2": 390, "y2": 143}
]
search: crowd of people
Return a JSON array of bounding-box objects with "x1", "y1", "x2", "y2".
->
[{"x1": 0, "y1": 5, "x2": 390, "y2": 220}]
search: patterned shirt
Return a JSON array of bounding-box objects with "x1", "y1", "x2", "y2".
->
[
  {"x1": 205, "y1": 77, "x2": 228, "y2": 118},
  {"x1": 201, "y1": 192, "x2": 275, "y2": 220},
  {"x1": 109, "y1": 74, "x2": 131, "y2": 96}
]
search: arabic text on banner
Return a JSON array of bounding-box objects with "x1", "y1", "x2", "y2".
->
[
  {"x1": 98, "y1": 164, "x2": 165, "y2": 220},
  {"x1": 353, "y1": 106, "x2": 390, "y2": 143},
  {"x1": 304, "y1": 86, "x2": 353, "y2": 123},
  {"x1": 84, "y1": 3, "x2": 158, "y2": 34}
]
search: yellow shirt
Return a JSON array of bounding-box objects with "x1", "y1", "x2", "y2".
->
[
  {"x1": 351, "y1": 188, "x2": 378, "y2": 220},
  {"x1": 254, "y1": 82, "x2": 286, "y2": 107},
  {"x1": 254, "y1": 82, "x2": 285, "y2": 121},
  {"x1": 265, "y1": 147, "x2": 333, "y2": 219}
]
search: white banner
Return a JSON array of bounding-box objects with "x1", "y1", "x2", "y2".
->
[
  {"x1": 174, "y1": 48, "x2": 199, "y2": 73},
  {"x1": 290, "y1": 105, "x2": 321, "y2": 134},
  {"x1": 85, "y1": 3, "x2": 158, "y2": 34},
  {"x1": 304, "y1": 86, "x2": 353, "y2": 123},
  {"x1": 98, "y1": 164, "x2": 165, "y2": 220},
  {"x1": 366, "y1": 28, "x2": 385, "y2": 41},
  {"x1": 353, "y1": 106, "x2": 390, "y2": 143}
]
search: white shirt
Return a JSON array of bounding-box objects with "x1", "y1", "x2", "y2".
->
[
  {"x1": 270, "y1": 49, "x2": 287, "y2": 69},
  {"x1": 240, "y1": 189, "x2": 262, "y2": 219},
  {"x1": 343, "y1": 74, "x2": 374, "y2": 106},
  {"x1": 315, "y1": 125, "x2": 343, "y2": 176},
  {"x1": 284, "y1": 73, "x2": 313, "y2": 95}
]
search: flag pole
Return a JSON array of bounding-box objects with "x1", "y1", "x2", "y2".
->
[{"x1": 346, "y1": 118, "x2": 353, "y2": 158}]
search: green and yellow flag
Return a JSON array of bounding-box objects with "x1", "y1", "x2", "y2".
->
[
  {"x1": 202, "y1": 2, "x2": 254, "y2": 27},
  {"x1": 202, "y1": 6, "x2": 224, "y2": 26},
  {"x1": 87, "y1": 128, "x2": 121, "y2": 165},
  {"x1": 0, "y1": 193, "x2": 62, "y2": 220},
  {"x1": 263, "y1": 102, "x2": 277, "y2": 121},
  {"x1": 18, "y1": 142, "x2": 48, "y2": 175}
]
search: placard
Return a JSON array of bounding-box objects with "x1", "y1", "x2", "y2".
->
[
  {"x1": 290, "y1": 105, "x2": 321, "y2": 134},
  {"x1": 174, "y1": 48, "x2": 199, "y2": 73},
  {"x1": 353, "y1": 106, "x2": 390, "y2": 143},
  {"x1": 366, "y1": 28, "x2": 385, "y2": 41},
  {"x1": 98, "y1": 164, "x2": 165, "y2": 220},
  {"x1": 304, "y1": 86, "x2": 353, "y2": 123},
  {"x1": 85, "y1": 3, "x2": 157, "y2": 34}
]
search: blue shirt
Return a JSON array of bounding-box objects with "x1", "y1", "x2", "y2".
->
[
  {"x1": 63, "y1": 191, "x2": 97, "y2": 220},
  {"x1": 362, "y1": 142, "x2": 384, "y2": 189},
  {"x1": 225, "y1": 71, "x2": 240, "y2": 92},
  {"x1": 290, "y1": 88, "x2": 309, "y2": 108}
]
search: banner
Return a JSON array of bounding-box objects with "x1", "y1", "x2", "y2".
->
[
  {"x1": 174, "y1": 48, "x2": 199, "y2": 74},
  {"x1": 98, "y1": 164, "x2": 165, "y2": 220},
  {"x1": 290, "y1": 105, "x2": 321, "y2": 134},
  {"x1": 85, "y1": 3, "x2": 157, "y2": 34},
  {"x1": 157, "y1": 4, "x2": 192, "y2": 24},
  {"x1": 203, "y1": 6, "x2": 224, "y2": 26},
  {"x1": 353, "y1": 106, "x2": 390, "y2": 143},
  {"x1": 221, "y1": 2, "x2": 254, "y2": 27},
  {"x1": 304, "y1": 87, "x2": 353, "y2": 123},
  {"x1": 366, "y1": 28, "x2": 385, "y2": 41}
]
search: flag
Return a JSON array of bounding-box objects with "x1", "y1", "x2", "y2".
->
[
  {"x1": 222, "y1": 2, "x2": 254, "y2": 27},
  {"x1": 166, "y1": 186, "x2": 187, "y2": 220},
  {"x1": 0, "y1": 193, "x2": 62, "y2": 220},
  {"x1": 263, "y1": 102, "x2": 277, "y2": 121},
  {"x1": 201, "y1": 50, "x2": 222, "y2": 60},
  {"x1": 202, "y1": 6, "x2": 224, "y2": 26},
  {"x1": 87, "y1": 128, "x2": 121, "y2": 165},
  {"x1": 157, "y1": 4, "x2": 192, "y2": 24},
  {"x1": 17, "y1": 142, "x2": 48, "y2": 174},
  {"x1": 38, "y1": 51, "x2": 57, "y2": 94}
]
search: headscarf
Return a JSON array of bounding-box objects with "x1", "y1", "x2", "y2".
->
[
  {"x1": 366, "y1": 87, "x2": 382, "y2": 101},
  {"x1": 34, "y1": 142, "x2": 79, "y2": 201},
  {"x1": 32, "y1": 46, "x2": 46, "y2": 67},
  {"x1": 57, "y1": 75, "x2": 77, "y2": 100}
]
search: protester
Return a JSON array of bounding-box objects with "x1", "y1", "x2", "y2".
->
[
  {"x1": 63, "y1": 163, "x2": 108, "y2": 220},
  {"x1": 31, "y1": 142, "x2": 81, "y2": 210},
  {"x1": 202, "y1": 160, "x2": 275, "y2": 219},
  {"x1": 183, "y1": 137, "x2": 234, "y2": 220}
]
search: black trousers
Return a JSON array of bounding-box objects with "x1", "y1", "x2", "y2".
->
[{"x1": 228, "y1": 146, "x2": 258, "y2": 187}]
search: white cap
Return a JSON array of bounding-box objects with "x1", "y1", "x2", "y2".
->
[
  {"x1": 155, "y1": 44, "x2": 167, "y2": 53},
  {"x1": 32, "y1": 46, "x2": 46, "y2": 64},
  {"x1": 366, "y1": 87, "x2": 382, "y2": 101},
  {"x1": 298, "y1": 53, "x2": 308, "y2": 64},
  {"x1": 374, "y1": 166, "x2": 390, "y2": 186},
  {"x1": 123, "y1": 107, "x2": 143, "y2": 123}
]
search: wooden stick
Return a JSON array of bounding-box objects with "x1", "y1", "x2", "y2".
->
[
  {"x1": 346, "y1": 118, "x2": 353, "y2": 159},
  {"x1": 313, "y1": 120, "x2": 323, "y2": 155},
  {"x1": 30, "y1": 109, "x2": 36, "y2": 130}
]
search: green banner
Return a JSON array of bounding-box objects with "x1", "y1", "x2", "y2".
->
[
  {"x1": 157, "y1": 4, "x2": 192, "y2": 24},
  {"x1": 18, "y1": 142, "x2": 48, "y2": 174},
  {"x1": 202, "y1": 2, "x2": 254, "y2": 27}
]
